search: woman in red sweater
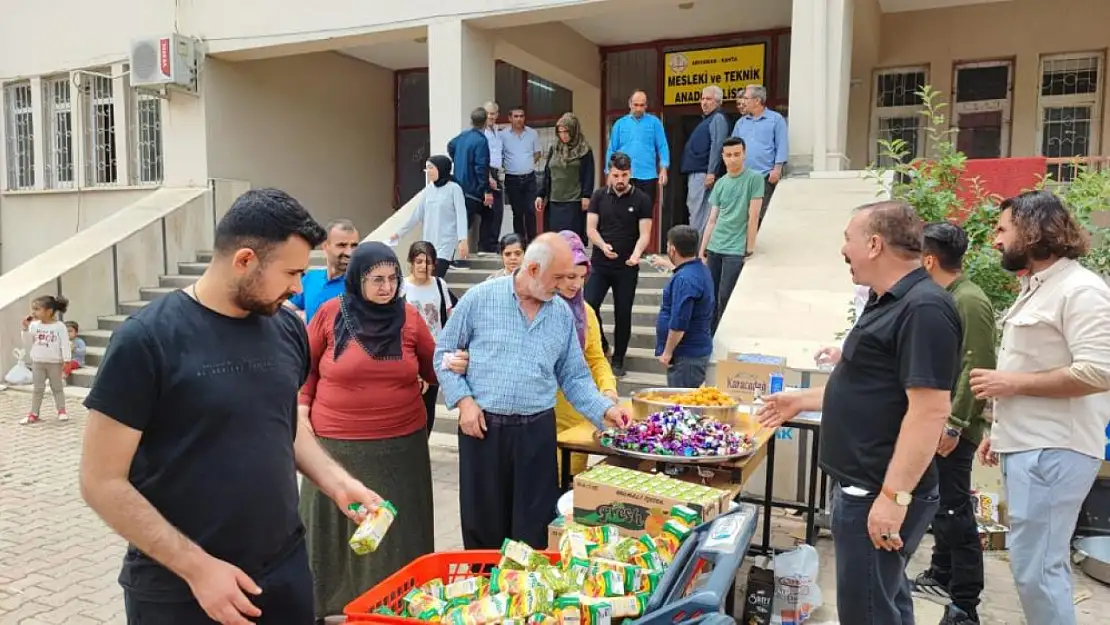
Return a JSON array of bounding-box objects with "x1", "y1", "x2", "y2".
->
[{"x1": 298, "y1": 242, "x2": 437, "y2": 620}]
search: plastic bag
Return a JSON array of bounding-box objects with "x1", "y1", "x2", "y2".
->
[
  {"x1": 5, "y1": 349, "x2": 32, "y2": 385},
  {"x1": 771, "y1": 544, "x2": 823, "y2": 625}
]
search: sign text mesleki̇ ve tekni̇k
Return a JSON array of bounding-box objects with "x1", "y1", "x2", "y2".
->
[{"x1": 663, "y1": 44, "x2": 767, "y2": 106}]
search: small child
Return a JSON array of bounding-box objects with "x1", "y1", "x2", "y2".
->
[
  {"x1": 63, "y1": 320, "x2": 86, "y2": 379},
  {"x1": 21, "y1": 295, "x2": 71, "y2": 424}
]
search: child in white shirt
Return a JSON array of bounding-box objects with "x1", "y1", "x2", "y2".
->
[{"x1": 21, "y1": 295, "x2": 71, "y2": 424}]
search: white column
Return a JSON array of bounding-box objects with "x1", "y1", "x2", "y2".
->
[
  {"x1": 788, "y1": 0, "x2": 853, "y2": 172},
  {"x1": 427, "y1": 19, "x2": 496, "y2": 154}
]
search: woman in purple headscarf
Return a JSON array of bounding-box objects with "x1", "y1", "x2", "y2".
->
[{"x1": 554, "y1": 230, "x2": 619, "y2": 475}]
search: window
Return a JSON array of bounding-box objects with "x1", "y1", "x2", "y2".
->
[
  {"x1": 82, "y1": 70, "x2": 118, "y2": 185},
  {"x1": 1037, "y1": 53, "x2": 1104, "y2": 182},
  {"x1": 43, "y1": 76, "x2": 75, "y2": 188},
  {"x1": 952, "y1": 60, "x2": 1012, "y2": 159},
  {"x1": 871, "y1": 67, "x2": 928, "y2": 167},
  {"x1": 132, "y1": 91, "x2": 163, "y2": 184},
  {"x1": 526, "y1": 75, "x2": 573, "y2": 124},
  {"x1": 3, "y1": 82, "x2": 35, "y2": 190}
]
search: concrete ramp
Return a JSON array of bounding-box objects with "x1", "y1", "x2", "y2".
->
[{"x1": 713, "y1": 173, "x2": 882, "y2": 366}]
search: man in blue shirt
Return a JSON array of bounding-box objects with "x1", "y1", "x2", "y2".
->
[
  {"x1": 448, "y1": 108, "x2": 495, "y2": 252},
  {"x1": 653, "y1": 225, "x2": 715, "y2": 388},
  {"x1": 502, "y1": 105, "x2": 542, "y2": 243},
  {"x1": 435, "y1": 233, "x2": 630, "y2": 550},
  {"x1": 284, "y1": 219, "x2": 359, "y2": 322},
  {"x1": 605, "y1": 90, "x2": 670, "y2": 209},
  {"x1": 731, "y1": 84, "x2": 788, "y2": 227}
]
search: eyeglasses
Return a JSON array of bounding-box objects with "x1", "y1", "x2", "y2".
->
[{"x1": 365, "y1": 275, "x2": 400, "y2": 287}]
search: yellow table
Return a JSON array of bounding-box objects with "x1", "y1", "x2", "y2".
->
[{"x1": 556, "y1": 418, "x2": 780, "y2": 554}]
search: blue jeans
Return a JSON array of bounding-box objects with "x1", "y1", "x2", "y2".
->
[
  {"x1": 1002, "y1": 448, "x2": 1100, "y2": 625},
  {"x1": 831, "y1": 485, "x2": 939, "y2": 624},
  {"x1": 666, "y1": 354, "x2": 709, "y2": 388}
]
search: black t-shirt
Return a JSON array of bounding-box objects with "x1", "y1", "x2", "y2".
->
[
  {"x1": 84, "y1": 291, "x2": 310, "y2": 600},
  {"x1": 819, "y1": 268, "x2": 962, "y2": 495},
  {"x1": 588, "y1": 186, "x2": 654, "y2": 269}
]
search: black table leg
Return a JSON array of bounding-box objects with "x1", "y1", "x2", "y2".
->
[
  {"x1": 560, "y1": 448, "x2": 572, "y2": 491},
  {"x1": 805, "y1": 427, "x2": 821, "y2": 544},
  {"x1": 761, "y1": 434, "x2": 776, "y2": 553}
]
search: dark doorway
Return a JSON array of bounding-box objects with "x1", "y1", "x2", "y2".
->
[{"x1": 660, "y1": 110, "x2": 736, "y2": 249}]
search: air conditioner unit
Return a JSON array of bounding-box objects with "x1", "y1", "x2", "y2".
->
[{"x1": 129, "y1": 34, "x2": 198, "y2": 92}]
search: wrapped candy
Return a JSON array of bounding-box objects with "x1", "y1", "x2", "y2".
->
[{"x1": 599, "y1": 407, "x2": 754, "y2": 457}]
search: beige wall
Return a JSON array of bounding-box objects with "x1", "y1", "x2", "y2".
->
[
  {"x1": 203, "y1": 53, "x2": 396, "y2": 235},
  {"x1": 847, "y1": 0, "x2": 1110, "y2": 167}
]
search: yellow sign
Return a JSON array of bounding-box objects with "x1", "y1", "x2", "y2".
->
[{"x1": 663, "y1": 44, "x2": 766, "y2": 106}]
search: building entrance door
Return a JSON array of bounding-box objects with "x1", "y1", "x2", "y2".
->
[{"x1": 659, "y1": 111, "x2": 726, "y2": 250}]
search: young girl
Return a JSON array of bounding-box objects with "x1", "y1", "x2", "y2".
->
[
  {"x1": 485, "y1": 233, "x2": 526, "y2": 281},
  {"x1": 21, "y1": 295, "x2": 71, "y2": 423},
  {"x1": 403, "y1": 241, "x2": 454, "y2": 435}
]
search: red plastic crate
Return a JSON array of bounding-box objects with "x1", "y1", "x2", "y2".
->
[{"x1": 344, "y1": 550, "x2": 560, "y2": 623}]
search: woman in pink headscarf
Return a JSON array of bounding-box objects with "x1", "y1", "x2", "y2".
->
[{"x1": 554, "y1": 230, "x2": 618, "y2": 475}]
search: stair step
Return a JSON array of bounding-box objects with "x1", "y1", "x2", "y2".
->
[
  {"x1": 78, "y1": 329, "x2": 114, "y2": 348},
  {"x1": 119, "y1": 300, "x2": 150, "y2": 315},
  {"x1": 70, "y1": 366, "x2": 98, "y2": 388},
  {"x1": 159, "y1": 274, "x2": 200, "y2": 289},
  {"x1": 97, "y1": 315, "x2": 130, "y2": 331},
  {"x1": 602, "y1": 324, "x2": 657, "y2": 350},
  {"x1": 84, "y1": 345, "x2": 106, "y2": 367},
  {"x1": 177, "y1": 261, "x2": 208, "y2": 276},
  {"x1": 139, "y1": 286, "x2": 178, "y2": 302}
]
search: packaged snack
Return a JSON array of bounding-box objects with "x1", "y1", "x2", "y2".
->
[
  {"x1": 422, "y1": 578, "x2": 447, "y2": 600},
  {"x1": 661, "y1": 519, "x2": 692, "y2": 543},
  {"x1": 501, "y1": 539, "x2": 536, "y2": 569},
  {"x1": 553, "y1": 596, "x2": 582, "y2": 625},
  {"x1": 446, "y1": 598, "x2": 473, "y2": 613},
  {"x1": 348, "y1": 501, "x2": 398, "y2": 555},
  {"x1": 584, "y1": 601, "x2": 612, "y2": 625},
  {"x1": 470, "y1": 593, "x2": 511, "y2": 623},
  {"x1": 606, "y1": 594, "x2": 647, "y2": 618},
  {"x1": 403, "y1": 588, "x2": 447, "y2": 620},
  {"x1": 638, "y1": 569, "x2": 662, "y2": 594},
  {"x1": 670, "y1": 504, "x2": 701, "y2": 527},
  {"x1": 498, "y1": 555, "x2": 527, "y2": 571},
  {"x1": 559, "y1": 532, "x2": 589, "y2": 563},
  {"x1": 445, "y1": 576, "x2": 487, "y2": 601},
  {"x1": 508, "y1": 586, "x2": 554, "y2": 618},
  {"x1": 373, "y1": 605, "x2": 397, "y2": 616},
  {"x1": 563, "y1": 557, "x2": 590, "y2": 589},
  {"x1": 583, "y1": 570, "x2": 624, "y2": 598},
  {"x1": 535, "y1": 566, "x2": 568, "y2": 595},
  {"x1": 526, "y1": 615, "x2": 557, "y2": 625},
  {"x1": 527, "y1": 551, "x2": 552, "y2": 571},
  {"x1": 490, "y1": 568, "x2": 528, "y2": 595},
  {"x1": 611, "y1": 537, "x2": 645, "y2": 563},
  {"x1": 444, "y1": 607, "x2": 479, "y2": 625}
]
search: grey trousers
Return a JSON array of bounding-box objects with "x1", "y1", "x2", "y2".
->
[
  {"x1": 686, "y1": 173, "x2": 712, "y2": 234},
  {"x1": 31, "y1": 361, "x2": 66, "y2": 415}
]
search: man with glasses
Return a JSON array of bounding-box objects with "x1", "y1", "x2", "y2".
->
[
  {"x1": 731, "y1": 84, "x2": 788, "y2": 227},
  {"x1": 502, "y1": 105, "x2": 542, "y2": 243}
]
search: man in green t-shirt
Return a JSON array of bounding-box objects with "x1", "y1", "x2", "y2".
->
[{"x1": 698, "y1": 136, "x2": 764, "y2": 332}]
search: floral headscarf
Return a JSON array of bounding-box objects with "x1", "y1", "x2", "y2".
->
[{"x1": 550, "y1": 113, "x2": 591, "y2": 167}]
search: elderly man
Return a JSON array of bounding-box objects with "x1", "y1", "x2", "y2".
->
[
  {"x1": 482, "y1": 101, "x2": 506, "y2": 253},
  {"x1": 680, "y1": 85, "x2": 730, "y2": 234},
  {"x1": 435, "y1": 233, "x2": 631, "y2": 550},
  {"x1": 731, "y1": 85, "x2": 787, "y2": 228},
  {"x1": 971, "y1": 191, "x2": 1110, "y2": 625},
  {"x1": 605, "y1": 90, "x2": 670, "y2": 209},
  {"x1": 757, "y1": 201, "x2": 962, "y2": 625}
]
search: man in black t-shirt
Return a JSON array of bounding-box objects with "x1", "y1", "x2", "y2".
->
[
  {"x1": 584, "y1": 152, "x2": 653, "y2": 377},
  {"x1": 80, "y1": 189, "x2": 384, "y2": 625},
  {"x1": 756, "y1": 201, "x2": 961, "y2": 625}
]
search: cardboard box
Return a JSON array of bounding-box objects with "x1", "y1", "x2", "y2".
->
[
  {"x1": 977, "y1": 518, "x2": 1009, "y2": 551},
  {"x1": 716, "y1": 353, "x2": 787, "y2": 402},
  {"x1": 548, "y1": 516, "x2": 568, "y2": 550},
  {"x1": 571, "y1": 466, "x2": 729, "y2": 537}
]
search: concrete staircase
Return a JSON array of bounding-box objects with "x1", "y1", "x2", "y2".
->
[{"x1": 72, "y1": 250, "x2": 671, "y2": 412}]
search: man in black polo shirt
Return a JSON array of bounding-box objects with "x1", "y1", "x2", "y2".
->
[
  {"x1": 585, "y1": 151, "x2": 653, "y2": 377},
  {"x1": 757, "y1": 201, "x2": 962, "y2": 625}
]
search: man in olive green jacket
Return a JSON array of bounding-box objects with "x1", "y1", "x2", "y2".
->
[{"x1": 912, "y1": 222, "x2": 997, "y2": 625}]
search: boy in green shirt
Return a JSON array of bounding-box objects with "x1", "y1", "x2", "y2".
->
[{"x1": 698, "y1": 136, "x2": 764, "y2": 332}]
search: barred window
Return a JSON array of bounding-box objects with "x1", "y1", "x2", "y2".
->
[
  {"x1": 43, "y1": 76, "x2": 75, "y2": 188},
  {"x1": 83, "y1": 71, "x2": 118, "y2": 185},
  {"x1": 132, "y1": 91, "x2": 163, "y2": 184},
  {"x1": 3, "y1": 82, "x2": 35, "y2": 190}
]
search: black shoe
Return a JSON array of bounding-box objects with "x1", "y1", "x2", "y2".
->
[
  {"x1": 911, "y1": 570, "x2": 952, "y2": 605},
  {"x1": 612, "y1": 361, "x2": 626, "y2": 378},
  {"x1": 938, "y1": 604, "x2": 978, "y2": 625}
]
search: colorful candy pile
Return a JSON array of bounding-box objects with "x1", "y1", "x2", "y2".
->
[
  {"x1": 373, "y1": 510, "x2": 696, "y2": 625},
  {"x1": 599, "y1": 407, "x2": 754, "y2": 458}
]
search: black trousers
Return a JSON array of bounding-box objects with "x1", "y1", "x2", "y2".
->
[
  {"x1": 465, "y1": 197, "x2": 485, "y2": 252},
  {"x1": 631, "y1": 178, "x2": 659, "y2": 207},
  {"x1": 124, "y1": 541, "x2": 313, "y2": 624},
  {"x1": 505, "y1": 173, "x2": 538, "y2": 243},
  {"x1": 927, "y1": 436, "x2": 985, "y2": 617},
  {"x1": 758, "y1": 176, "x2": 777, "y2": 228},
  {"x1": 423, "y1": 384, "x2": 438, "y2": 437},
  {"x1": 547, "y1": 201, "x2": 586, "y2": 241},
  {"x1": 479, "y1": 187, "x2": 504, "y2": 253},
  {"x1": 585, "y1": 265, "x2": 639, "y2": 363},
  {"x1": 458, "y1": 410, "x2": 558, "y2": 550}
]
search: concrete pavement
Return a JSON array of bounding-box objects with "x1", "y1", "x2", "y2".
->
[{"x1": 2, "y1": 390, "x2": 1108, "y2": 624}]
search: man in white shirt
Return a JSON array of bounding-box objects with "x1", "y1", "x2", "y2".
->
[
  {"x1": 970, "y1": 190, "x2": 1110, "y2": 625},
  {"x1": 482, "y1": 101, "x2": 506, "y2": 253}
]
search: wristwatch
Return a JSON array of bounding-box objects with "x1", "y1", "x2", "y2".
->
[
  {"x1": 881, "y1": 485, "x2": 913, "y2": 507},
  {"x1": 945, "y1": 426, "x2": 962, "y2": 438}
]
